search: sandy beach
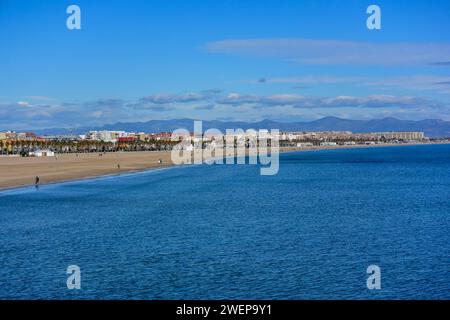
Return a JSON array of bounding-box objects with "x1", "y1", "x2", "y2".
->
[
  {"x1": 0, "y1": 142, "x2": 446, "y2": 191},
  {"x1": 0, "y1": 151, "x2": 174, "y2": 190}
]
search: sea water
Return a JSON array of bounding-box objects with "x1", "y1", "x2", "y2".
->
[{"x1": 0, "y1": 144, "x2": 449, "y2": 299}]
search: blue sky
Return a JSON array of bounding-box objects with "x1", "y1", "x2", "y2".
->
[{"x1": 1, "y1": 0, "x2": 450, "y2": 129}]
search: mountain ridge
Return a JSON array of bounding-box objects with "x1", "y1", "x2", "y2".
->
[{"x1": 25, "y1": 117, "x2": 450, "y2": 138}]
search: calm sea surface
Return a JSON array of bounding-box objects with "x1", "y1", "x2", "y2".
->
[{"x1": 0, "y1": 144, "x2": 449, "y2": 299}]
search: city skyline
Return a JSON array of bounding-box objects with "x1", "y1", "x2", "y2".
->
[{"x1": 1, "y1": 0, "x2": 450, "y2": 130}]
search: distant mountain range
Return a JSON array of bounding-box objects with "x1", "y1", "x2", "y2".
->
[{"x1": 31, "y1": 117, "x2": 450, "y2": 137}]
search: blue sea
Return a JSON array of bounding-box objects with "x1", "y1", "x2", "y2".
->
[{"x1": 0, "y1": 144, "x2": 449, "y2": 299}]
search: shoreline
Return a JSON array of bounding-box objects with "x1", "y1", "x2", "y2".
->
[
  {"x1": 0, "y1": 165, "x2": 180, "y2": 194},
  {"x1": 0, "y1": 142, "x2": 448, "y2": 192}
]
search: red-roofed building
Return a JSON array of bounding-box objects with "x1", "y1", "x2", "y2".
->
[{"x1": 118, "y1": 137, "x2": 136, "y2": 142}]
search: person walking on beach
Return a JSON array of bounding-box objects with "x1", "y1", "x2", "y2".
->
[
  {"x1": 35, "y1": 176, "x2": 40, "y2": 185},
  {"x1": 117, "y1": 164, "x2": 120, "y2": 170}
]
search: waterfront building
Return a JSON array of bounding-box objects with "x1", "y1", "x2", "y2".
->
[
  {"x1": 320, "y1": 142, "x2": 337, "y2": 146},
  {"x1": 29, "y1": 150, "x2": 55, "y2": 157},
  {"x1": 117, "y1": 137, "x2": 136, "y2": 143},
  {"x1": 297, "y1": 142, "x2": 314, "y2": 148},
  {"x1": 374, "y1": 132, "x2": 425, "y2": 140},
  {"x1": 43, "y1": 135, "x2": 80, "y2": 142}
]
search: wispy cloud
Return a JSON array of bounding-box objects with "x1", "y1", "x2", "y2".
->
[
  {"x1": 206, "y1": 38, "x2": 450, "y2": 66},
  {"x1": 217, "y1": 93, "x2": 445, "y2": 110},
  {"x1": 86, "y1": 98, "x2": 125, "y2": 108},
  {"x1": 251, "y1": 75, "x2": 367, "y2": 85},
  {"x1": 194, "y1": 104, "x2": 216, "y2": 110},
  {"x1": 429, "y1": 61, "x2": 450, "y2": 66},
  {"x1": 136, "y1": 90, "x2": 221, "y2": 105},
  {"x1": 1, "y1": 90, "x2": 449, "y2": 130},
  {"x1": 364, "y1": 75, "x2": 450, "y2": 94},
  {"x1": 252, "y1": 75, "x2": 450, "y2": 95},
  {"x1": 129, "y1": 103, "x2": 175, "y2": 112},
  {"x1": 26, "y1": 96, "x2": 56, "y2": 101}
]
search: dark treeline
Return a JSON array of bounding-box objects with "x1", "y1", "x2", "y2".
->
[{"x1": 0, "y1": 139, "x2": 181, "y2": 156}]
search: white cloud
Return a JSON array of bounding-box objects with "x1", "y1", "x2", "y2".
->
[
  {"x1": 365, "y1": 75, "x2": 450, "y2": 94},
  {"x1": 206, "y1": 38, "x2": 450, "y2": 65},
  {"x1": 26, "y1": 96, "x2": 56, "y2": 101},
  {"x1": 1, "y1": 91, "x2": 449, "y2": 130},
  {"x1": 252, "y1": 75, "x2": 450, "y2": 95}
]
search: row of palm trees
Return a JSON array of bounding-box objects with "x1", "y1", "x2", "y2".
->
[
  {"x1": 0, "y1": 135, "x2": 392, "y2": 156},
  {"x1": 0, "y1": 139, "x2": 181, "y2": 155}
]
